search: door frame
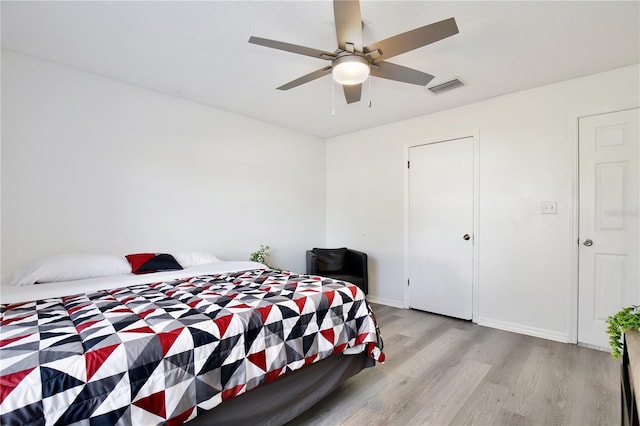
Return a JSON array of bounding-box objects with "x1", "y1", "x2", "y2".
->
[
  {"x1": 403, "y1": 131, "x2": 480, "y2": 322},
  {"x1": 570, "y1": 103, "x2": 639, "y2": 345}
]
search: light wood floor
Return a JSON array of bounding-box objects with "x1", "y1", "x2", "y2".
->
[{"x1": 288, "y1": 303, "x2": 621, "y2": 426}]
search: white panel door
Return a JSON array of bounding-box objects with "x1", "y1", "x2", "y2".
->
[
  {"x1": 578, "y1": 108, "x2": 639, "y2": 348},
  {"x1": 408, "y1": 137, "x2": 473, "y2": 320}
]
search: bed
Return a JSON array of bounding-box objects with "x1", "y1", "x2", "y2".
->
[{"x1": 0, "y1": 255, "x2": 384, "y2": 425}]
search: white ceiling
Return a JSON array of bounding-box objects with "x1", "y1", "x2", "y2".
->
[{"x1": 2, "y1": 1, "x2": 639, "y2": 139}]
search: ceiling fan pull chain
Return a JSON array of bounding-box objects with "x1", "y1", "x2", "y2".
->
[{"x1": 368, "y1": 74, "x2": 372, "y2": 108}]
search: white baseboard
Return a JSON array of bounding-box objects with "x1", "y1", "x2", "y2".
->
[
  {"x1": 366, "y1": 295, "x2": 405, "y2": 309},
  {"x1": 364, "y1": 301, "x2": 572, "y2": 345},
  {"x1": 578, "y1": 342, "x2": 611, "y2": 352},
  {"x1": 477, "y1": 317, "x2": 569, "y2": 343}
]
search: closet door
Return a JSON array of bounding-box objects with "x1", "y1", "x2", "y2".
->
[{"x1": 408, "y1": 137, "x2": 474, "y2": 320}]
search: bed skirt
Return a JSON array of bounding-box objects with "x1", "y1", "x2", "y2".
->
[{"x1": 188, "y1": 352, "x2": 374, "y2": 426}]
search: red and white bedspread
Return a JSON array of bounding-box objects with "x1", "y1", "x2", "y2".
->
[{"x1": 0, "y1": 268, "x2": 383, "y2": 425}]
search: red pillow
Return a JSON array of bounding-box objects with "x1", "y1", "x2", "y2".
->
[{"x1": 125, "y1": 253, "x2": 183, "y2": 274}]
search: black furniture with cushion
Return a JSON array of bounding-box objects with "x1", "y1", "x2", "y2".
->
[{"x1": 306, "y1": 248, "x2": 368, "y2": 295}]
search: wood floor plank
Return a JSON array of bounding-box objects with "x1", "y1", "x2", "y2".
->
[
  {"x1": 564, "y1": 343, "x2": 619, "y2": 426},
  {"x1": 461, "y1": 326, "x2": 535, "y2": 389},
  {"x1": 395, "y1": 328, "x2": 471, "y2": 377},
  {"x1": 286, "y1": 304, "x2": 621, "y2": 426},
  {"x1": 340, "y1": 329, "x2": 477, "y2": 425},
  {"x1": 448, "y1": 381, "x2": 511, "y2": 426},
  {"x1": 501, "y1": 345, "x2": 556, "y2": 418},
  {"x1": 297, "y1": 329, "x2": 472, "y2": 425},
  {"x1": 407, "y1": 359, "x2": 491, "y2": 425}
]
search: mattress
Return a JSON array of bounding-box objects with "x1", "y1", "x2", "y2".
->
[{"x1": 0, "y1": 262, "x2": 383, "y2": 425}]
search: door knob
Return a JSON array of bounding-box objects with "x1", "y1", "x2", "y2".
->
[
  {"x1": 583, "y1": 239, "x2": 593, "y2": 247},
  {"x1": 463, "y1": 234, "x2": 471, "y2": 240}
]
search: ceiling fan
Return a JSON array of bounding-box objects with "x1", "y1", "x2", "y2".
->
[{"x1": 249, "y1": 0, "x2": 459, "y2": 104}]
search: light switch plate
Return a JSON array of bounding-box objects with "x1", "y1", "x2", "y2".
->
[{"x1": 541, "y1": 201, "x2": 557, "y2": 214}]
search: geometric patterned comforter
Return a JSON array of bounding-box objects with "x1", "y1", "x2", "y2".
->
[{"x1": 0, "y1": 269, "x2": 384, "y2": 425}]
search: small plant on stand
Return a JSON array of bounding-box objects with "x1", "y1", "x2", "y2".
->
[
  {"x1": 606, "y1": 305, "x2": 640, "y2": 359},
  {"x1": 250, "y1": 244, "x2": 278, "y2": 270}
]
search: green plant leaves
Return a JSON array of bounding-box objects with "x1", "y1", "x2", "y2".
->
[
  {"x1": 606, "y1": 305, "x2": 640, "y2": 359},
  {"x1": 250, "y1": 244, "x2": 274, "y2": 268}
]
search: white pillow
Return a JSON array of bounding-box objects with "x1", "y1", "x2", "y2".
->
[
  {"x1": 9, "y1": 254, "x2": 132, "y2": 286},
  {"x1": 173, "y1": 252, "x2": 221, "y2": 268}
]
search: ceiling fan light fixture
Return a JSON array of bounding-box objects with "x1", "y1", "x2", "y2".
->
[{"x1": 332, "y1": 55, "x2": 370, "y2": 85}]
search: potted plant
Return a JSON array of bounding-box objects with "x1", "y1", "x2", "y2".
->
[
  {"x1": 249, "y1": 244, "x2": 279, "y2": 270},
  {"x1": 606, "y1": 305, "x2": 640, "y2": 359}
]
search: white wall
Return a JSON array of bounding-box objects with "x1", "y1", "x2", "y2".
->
[
  {"x1": 3, "y1": 48, "x2": 639, "y2": 343},
  {"x1": 326, "y1": 64, "x2": 639, "y2": 341},
  {"x1": 1, "y1": 50, "x2": 326, "y2": 283}
]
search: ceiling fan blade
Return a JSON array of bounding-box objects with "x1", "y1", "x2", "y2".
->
[
  {"x1": 364, "y1": 17, "x2": 459, "y2": 62},
  {"x1": 371, "y1": 61, "x2": 435, "y2": 86},
  {"x1": 343, "y1": 83, "x2": 362, "y2": 104},
  {"x1": 333, "y1": 0, "x2": 363, "y2": 51},
  {"x1": 249, "y1": 36, "x2": 336, "y2": 60},
  {"x1": 277, "y1": 66, "x2": 333, "y2": 90}
]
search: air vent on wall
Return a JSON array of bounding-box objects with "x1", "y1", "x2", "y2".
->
[{"x1": 428, "y1": 78, "x2": 465, "y2": 94}]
